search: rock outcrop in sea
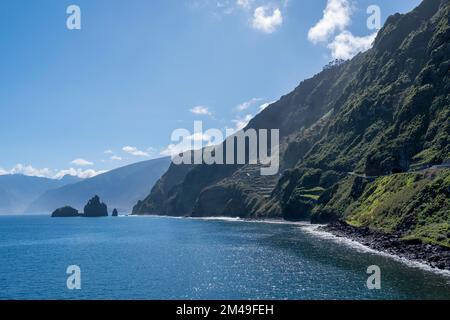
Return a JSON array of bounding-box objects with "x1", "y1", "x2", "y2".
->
[
  {"x1": 83, "y1": 195, "x2": 108, "y2": 217},
  {"x1": 51, "y1": 195, "x2": 109, "y2": 217},
  {"x1": 51, "y1": 206, "x2": 80, "y2": 218}
]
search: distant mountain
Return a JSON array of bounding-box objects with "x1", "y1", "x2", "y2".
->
[
  {"x1": 59, "y1": 174, "x2": 83, "y2": 185},
  {"x1": 27, "y1": 157, "x2": 171, "y2": 214},
  {"x1": 0, "y1": 175, "x2": 82, "y2": 214}
]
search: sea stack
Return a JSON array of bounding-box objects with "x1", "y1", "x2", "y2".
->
[
  {"x1": 83, "y1": 195, "x2": 108, "y2": 217},
  {"x1": 112, "y1": 208, "x2": 119, "y2": 217}
]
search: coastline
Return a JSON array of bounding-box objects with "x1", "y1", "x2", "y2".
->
[
  {"x1": 321, "y1": 221, "x2": 450, "y2": 273},
  {"x1": 131, "y1": 214, "x2": 450, "y2": 275}
]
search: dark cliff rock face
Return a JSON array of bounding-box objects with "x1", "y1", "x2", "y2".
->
[
  {"x1": 83, "y1": 195, "x2": 108, "y2": 217},
  {"x1": 51, "y1": 206, "x2": 79, "y2": 218},
  {"x1": 132, "y1": 162, "x2": 195, "y2": 216},
  {"x1": 112, "y1": 208, "x2": 118, "y2": 217},
  {"x1": 269, "y1": 168, "x2": 343, "y2": 221}
]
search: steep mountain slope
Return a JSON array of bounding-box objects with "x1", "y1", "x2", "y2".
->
[
  {"x1": 133, "y1": 60, "x2": 360, "y2": 217},
  {"x1": 301, "y1": 0, "x2": 450, "y2": 174},
  {"x1": 0, "y1": 175, "x2": 82, "y2": 214},
  {"x1": 28, "y1": 157, "x2": 170, "y2": 213},
  {"x1": 134, "y1": 0, "x2": 450, "y2": 247},
  {"x1": 268, "y1": 0, "x2": 450, "y2": 251}
]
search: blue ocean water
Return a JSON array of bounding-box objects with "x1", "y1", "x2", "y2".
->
[{"x1": 0, "y1": 215, "x2": 449, "y2": 300}]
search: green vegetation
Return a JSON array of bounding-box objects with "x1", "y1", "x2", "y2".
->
[{"x1": 315, "y1": 169, "x2": 450, "y2": 247}]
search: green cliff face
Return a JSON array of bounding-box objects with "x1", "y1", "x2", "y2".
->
[
  {"x1": 134, "y1": 0, "x2": 450, "y2": 246},
  {"x1": 315, "y1": 170, "x2": 450, "y2": 247},
  {"x1": 302, "y1": 0, "x2": 450, "y2": 175}
]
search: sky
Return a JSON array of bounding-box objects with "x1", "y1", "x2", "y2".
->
[{"x1": 0, "y1": 0, "x2": 421, "y2": 179}]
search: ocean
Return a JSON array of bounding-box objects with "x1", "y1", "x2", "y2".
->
[{"x1": 0, "y1": 215, "x2": 449, "y2": 300}]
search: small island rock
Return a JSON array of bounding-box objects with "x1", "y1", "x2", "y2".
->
[
  {"x1": 51, "y1": 206, "x2": 80, "y2": 218},
  {"x1": 112, "y1": 208, "x2": 119, "y2": 217}
]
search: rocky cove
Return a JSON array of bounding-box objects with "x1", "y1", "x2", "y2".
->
[{"x1": 322, "y1": 221, "x2": 450, "y2": 272}]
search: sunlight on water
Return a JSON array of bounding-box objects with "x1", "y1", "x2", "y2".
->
[{"x1": 0, "y1": 215, "x2": 449, "y2": 300}]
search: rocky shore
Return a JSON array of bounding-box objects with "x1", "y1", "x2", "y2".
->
[{"x1": 322, "y1": 221, "x2": 450, "y2": 271}]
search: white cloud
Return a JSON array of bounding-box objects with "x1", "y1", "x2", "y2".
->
[
  {"x1": 0, "y1": 164, "x2": 106, "y2": 179},
  {"x1": 104, "y1": 150, "x2": 113, "y2": 154},
  {"x1": 160, "y1": 140, "x2": 196, "y2": 158},
  {"x1": 236, "y1": 0, "x2": 252, "y2": 10},
  {"x1": 7, "y1": 164, "x2": 53, "y2": 178},
  {"x1": 231, "y1": 114, "x2": 254, "y2": 132},
  {"x1": 308, "y1": 0, "x2": 352, "y2": 43},
  {"x1": 190, "y1": 0, "x2": 287, "y2": 33},
  {"x1": 328, "y1": 31, "x2": 377, "y2": 60},
  {"x1": 308, "y1": 0, "x2": 377, "y2": 60},
  {"x1": 111, "y1": 156, "x2": 122, "y2": 161},
  {"x1": 122, "y1": 146, "x2": 150, "y2": 157},
  {"x1": 252, "y1": 6, "x2": 283, "y2": 34},
  {"x1": 259, "y1": 101, "x2": 274, "y2": 111},
  {"x1": 160, "y1": 143, "x2": 190, "y2": 158},
  {"x1": 190, "y1": 106, "x2": 212, "y2": 116},
  {"x1": 235, "y1": 97, "x2": 262, "y2": 111},
  {"x1": 217, "y1": 1, "x2": 234, "y2": 14},
  {"x1": 71, "y1": 158, "x2": 94, "y2": 166},
  {"x1": 54, "y1": 168, "x2": 107, "y2": 180}
]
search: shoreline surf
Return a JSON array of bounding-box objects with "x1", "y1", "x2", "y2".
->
[{"x1": 129, "y1": 214, "x2": 450, "y2": 277}]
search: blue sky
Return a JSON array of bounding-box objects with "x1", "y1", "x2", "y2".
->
[{"x1": 0, "y1": 0, "x2": 421, "y2": 178}]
